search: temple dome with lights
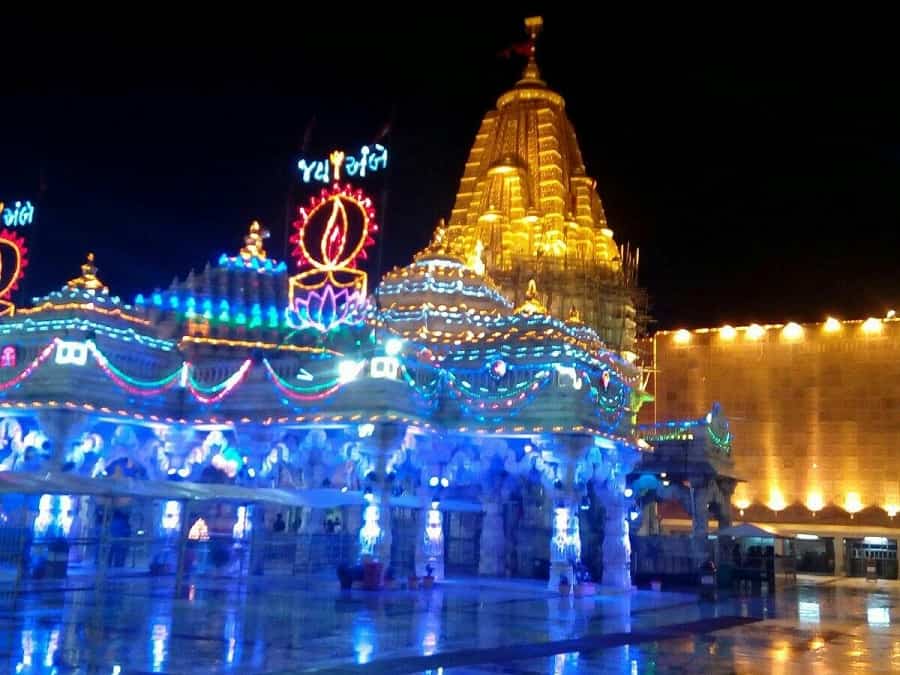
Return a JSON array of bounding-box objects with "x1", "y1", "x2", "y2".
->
[
  {"x1": 443, "y1": 16, "x2": 645, "y2": 351},
  {"x1": 377, "y1": 221, "x2": 514, "y2": 339}
]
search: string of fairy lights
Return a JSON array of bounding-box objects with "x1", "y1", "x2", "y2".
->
[{"x1": 0, "y1": 336, "x2": 631, "y2": 430}]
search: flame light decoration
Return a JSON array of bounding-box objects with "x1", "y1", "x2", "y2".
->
[
  {"x1": 287, "y1": 183, "x2": 378, "y2": 332},
  {"x1": 0, "y1": 229, "x2": 28, "y2": 317}
]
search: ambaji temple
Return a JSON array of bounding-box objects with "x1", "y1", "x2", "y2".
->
[
  {"x1": 1, "y1": 16, "x2": 894, "y2": 592},
  {"x1": 0, "y1": 17, "x2": 671, "y2": 591}
]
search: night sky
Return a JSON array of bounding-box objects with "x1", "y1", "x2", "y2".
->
[{"x1": 3, "y1": 11, "x2": 898, "y2": 330}]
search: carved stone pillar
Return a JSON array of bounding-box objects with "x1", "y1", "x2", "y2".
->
[
  {"x1": 478, "y1": 496, "x2": 505, "y2": 576},
  {"x1": 716, "y1": 478, "x2": 736, "y2": 530},
  {"x1": 598, "y1": 442, "x2": 641, "y2": 589},
  {"x1": 547, "y1": 435, "x2": 592, "y2": 592},
  {"x1": 359, "y1": 423, "x2": 406, "y2": 567},
  {"x1": 600, "y1": 489, "x2": 631, "y2": 589}
]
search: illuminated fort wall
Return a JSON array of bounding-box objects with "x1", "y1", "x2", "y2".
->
[{"x1": 643, "y1": 317, "x2": 900, "y2": 518}]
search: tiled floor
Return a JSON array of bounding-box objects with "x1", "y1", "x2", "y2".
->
[{"x1": 0, "y1": 574, "x2": 898, "y2": 673}]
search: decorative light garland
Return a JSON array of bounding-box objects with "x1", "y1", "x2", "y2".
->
[
  {"x1": 187, "y1": 359, "x2": 253, "y2": 404},
  {"x1": 18, "y1": 301, "x2": 149, "y2": 325},
  {"x1": 0, "y1": 333, "x2": 636, "y2": 433},
  {"x1": 178, "y1": 335, "x2": 344, "y2": 356},
  {"x1": 0, "y1": 317, "x2": 173, "y2": 350},
  {"x1": 87, "y1": 342, "x2": 181, "y2": 396},
  {"x1": 187, "y1": 366, "x2": 242, "y2": 395},
  {"x1": 262, "y1": 359, "x2": 344, "y2": 401},
  {"x1": 0, "y1": 341, "x2": 56, "y2": 391}
]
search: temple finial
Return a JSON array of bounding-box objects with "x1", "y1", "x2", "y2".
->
[
  {"x1": 240, "y1": 220, "x2": 269, "y2": 260},
  {"x1": 525, "y1": 16, "x2": 543, "y2": 43},
  {"x1": 519, "y1": 16, "x2": 545, "y2": 85},
  {"x1": 515, "y1": 277, "x2": 547, "y2": 315},
  {"x1": 419, "y1": 219, "x2": 449, "y2": 257},
  {"x1": 67, "y1": 252, "x2": 109, "y2": 294}
]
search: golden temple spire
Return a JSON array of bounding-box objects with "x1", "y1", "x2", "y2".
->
[
  {"x1": 440, "y1": 15, "x2": 641, "y2": 350},
  {"x1": 67, "y1": 252, "x2": 109, "y2": 294},
  {"x1": 567, "y1": 305, "x2": 582, "y2": 324},
  {"x1": 239, "y1": 220, "x2": 269, "y2": 260},
  {"x1": 515, "y1": 278, "x2": 547, "y2": 315}
]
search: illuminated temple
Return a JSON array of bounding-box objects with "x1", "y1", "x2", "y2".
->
[{"x1": 0, "y1": 19, "x2": 676, "y2": 590}]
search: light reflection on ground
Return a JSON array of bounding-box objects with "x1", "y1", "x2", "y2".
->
[{"x1": 0, "y1": 575, "x2": 897, "y2": 673}]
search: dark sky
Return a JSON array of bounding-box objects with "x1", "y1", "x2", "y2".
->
[{"x1": 3, "y1": 11, "x2": 899, "y2": 330}]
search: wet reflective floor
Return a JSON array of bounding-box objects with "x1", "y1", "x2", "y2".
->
[{"x1": 1, "y1": 574, "x2": 899, "y2": 673}]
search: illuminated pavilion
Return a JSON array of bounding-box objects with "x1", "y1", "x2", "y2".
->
[{"x1": 0, "y1": 17, "x2": 691, "y2": 590}]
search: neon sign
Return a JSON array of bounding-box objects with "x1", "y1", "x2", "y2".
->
[
  {"x1": 0, "y1": 229, "x2": 28, "y2": 317},
  {"x1": 286, "y1": 184, "x2": 378, "y2": 332},
  {"x1": 0, "y1": 201, "x2": 35, "y2": 228},
  {"x1": 297, "y1": 145, "x2": 388, "y2": 184},
  {"x1": 0, "y1": 346, "x2": 16, "y2": 368}
]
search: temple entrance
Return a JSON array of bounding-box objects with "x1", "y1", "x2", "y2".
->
[
  {"x1": 390, "y1": 507, "x2": 417, "y2": 576},
  {"x1": 444, "y1": 511, "x2": 481, "y2": 575}
]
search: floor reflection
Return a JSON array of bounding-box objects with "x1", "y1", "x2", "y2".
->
[{"x1": 0, "y1": 575, "x2": 899, "y2": 673}]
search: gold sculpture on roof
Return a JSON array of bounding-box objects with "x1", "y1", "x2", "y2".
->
[
  {"x1": 416, "y1": 219, "x2": 454, "y2": 261},
  {"x1": 567, "y1": 305, "x2": 582, "y2": 324},
  {"x1": 515, "y1": 278, "x2": 547, "y2": 315},
  {"x1": 67, "y1": 253, "x2": 109, "y2": 294},
  {"x1": 240, "y1": 221, "x2": 269, "y2": 260}
]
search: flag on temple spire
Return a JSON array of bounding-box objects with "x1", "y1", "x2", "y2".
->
[
  {"x1": 498, "y1": 40, "x2": 533, "y2": 59},
  {"x1": 499, "y1": 16, "x2": 542, "y2": 60}
]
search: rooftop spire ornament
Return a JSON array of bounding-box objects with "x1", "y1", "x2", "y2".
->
[
  {"x1": 515, "y1": 278, "x2": 547, "y2": 315},
  {"x1": 287, "y1": 183, "x2": 378, "y2": 332},
  {"x1": 67, "y1": 253, "x2": 108, "y2": 295},
  {"x1": 519, "y1": 16, "x2": 544, "y2": 85},
  {"x1": 420, "y1": 220, "x2": 448, "y2": 257},
  {"x1": 239, "y1": 221, "x2": 269, "y2": 261}
]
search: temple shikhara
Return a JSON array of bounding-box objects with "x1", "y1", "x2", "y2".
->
[
  {"x1": 445, "y1": 17, "x2": 645, "y2": 353},
  {"x1": 0, "y1": 17, "x2": 734, "y2": 591}
]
